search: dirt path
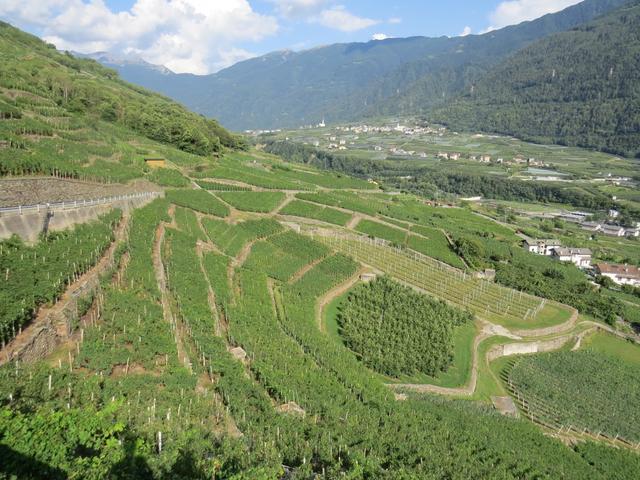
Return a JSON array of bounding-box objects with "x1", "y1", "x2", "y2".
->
[
  {"x1": 1, "y1": 214, "x2": 130, "y2": 365},
  {"x1": 315, "y1": 269, "x2": 365, "y2": 332},
  {"x1": 388, "y1": 330, "x2": 490, "y2": 397},
  {"x1": 274, "y1": 191, "x2": 295, "y2": 214},
  {"x1": 152, "y1": 221, "x2": 192, "y2": 373},
  {"x1": 196, "y1": 244, "x2": 224, "y2": 337},
  {"x1": 234, "y1": 240, "x2": 255, "y2": 268},
  {"x1": 346, "y1": 213, "x2": 362, "y2": 230},
  {"x1": 287, "y1": 257, "x2": 324, "y2": 285}
]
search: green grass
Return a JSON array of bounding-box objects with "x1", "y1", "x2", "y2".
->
[
  {"x1": 582, "y1": 331, "x2": 640, "y2": 367},
  {"x1": 216, "y1": 191, "x2": 286, "y2": 213}
]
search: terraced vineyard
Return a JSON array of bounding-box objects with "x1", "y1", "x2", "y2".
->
[
  {"x1": 216, "y1": 191, "x2": 286, "y2": 213},
  {"x1": 279, "y1": 199, "x2": 352, "y2": 226},
  {"x1": 4, "y1": 17, "x2": 640, "y2": 478},
  {"x1": 0, "y1": 209, "x2": 121, "y2": 344},
  {"x1": 504, "y1": 350, "x2": 640, "y2": 445},
  {"x1": 315, "y1": 234, "x2": 571, "y2": 330}
]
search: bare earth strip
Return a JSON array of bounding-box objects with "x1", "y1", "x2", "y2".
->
[
  {"x1": 153, "y1": 221, "x2": 193, "y2": 372},
  {"x1": 315, "y1": 268, "x2": 366, "y2": 332}
]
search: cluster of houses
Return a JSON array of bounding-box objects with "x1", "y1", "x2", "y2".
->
[
  {"x1": 436, "y1": 152, "x2": 550, "y2": 168},
  {"x1": 523, "y1": 238, "x2": 593, "y2": 268},
  {"x1": 523, "y1": 237, "x2": 640, "y2": 287},
  {"x1": 335, "y1": 123, "x2": 446, "y2": 136},
  {"x1": 554, "y1": 210, "x2": 640, "y2": 238}
]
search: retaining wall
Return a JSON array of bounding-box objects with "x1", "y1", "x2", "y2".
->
[
  {"x1": 0, "y1": 194, "x2": 160, "y2": 243},
  {"x1": 487, "y1": 335, "x2": 574, "y2": 362}
]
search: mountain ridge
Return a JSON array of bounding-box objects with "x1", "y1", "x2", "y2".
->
[
  {"x1": 82, "y1": 0, "x2": 630, "y2": 131},
  {"x1": 430, "y1": 0, "x2": 640, "y2": 158}
]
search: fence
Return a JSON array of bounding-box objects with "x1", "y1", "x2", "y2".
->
[{"x1": 0, "y1": 191, "x2": 163, "y2": 218}]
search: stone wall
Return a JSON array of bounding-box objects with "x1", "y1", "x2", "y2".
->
[{"x1": 0, "y1": 194, "x2": 157, "y2": 243}]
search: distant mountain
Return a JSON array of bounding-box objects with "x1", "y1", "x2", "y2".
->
[
  {"x1": 431, "y1": 0, "x2": 640, "y2": 158},
  {"x1": 85, "y1": 0, "x2": 629, "y2": 131},
  {"x1": 74, "y1": 51, "x2": 174, "y2": 75}
]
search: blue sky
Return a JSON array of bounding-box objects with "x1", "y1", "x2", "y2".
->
[{"x1": 0, "y1": 1, "x2": 581, "y2": 74}]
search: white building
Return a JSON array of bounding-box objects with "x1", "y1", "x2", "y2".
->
[
  {"x1": 523, "y1": 238, "x2": 562, "y2": 256},
  {"x1": 596, "y1": 263, "x2": 640, "y2": 287},
  {"x1": 600, "y1": 224, "x2": 625, "y2": 237},
  {"x1": 551, "y1": 248, "x2": 592, "y2": 268}
]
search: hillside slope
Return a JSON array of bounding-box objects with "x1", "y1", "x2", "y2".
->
[
  {"x1": 431, "y1": 1, "x2": 640, "y2": 158},
  {"x1": 0, "y1": 21, "x2": 244, "y2": 182},
  {"x1": 90, "y1": 0, "x2": 628, "y2": 130}
]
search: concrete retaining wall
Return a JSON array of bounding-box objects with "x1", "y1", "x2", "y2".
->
[
  {"x1": 487, "y1": 335, "x2": 573, "y2": 362},
  {"x1": 0, "y1": 194, "x2": 158, "y2": 243}
]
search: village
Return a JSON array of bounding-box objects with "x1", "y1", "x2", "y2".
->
[{"x1": 522, "y1": 206, "x2": 640, "y2": 288}]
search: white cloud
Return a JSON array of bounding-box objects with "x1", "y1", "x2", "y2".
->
[
  {"x1": 372, "y1": 33, "x2": 390, "y2": 41},
  {"x1": 313, "y1": 6, "x2": 378, "y2": 32},
  {"x1": 269, "y1": 0, "x2": 329, "y2": 18},
  {"x1": 489, "y1": 0, "x2": 581, "y2": 29},
  {"x1": 388, "y1": 17, "x2": 402, "y2": 24},
  {"x1": 0, "y1": 0, "x2": 279, "y2": 74},
  {"x1": 460, "y1": 26, "x2": 472, "y2": 37}
]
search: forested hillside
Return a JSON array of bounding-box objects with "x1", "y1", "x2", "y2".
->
[
  {"x1": 432, "y1": 1, "x2": 640, "y2": 158},
  {"x1": 91, "y1": 0, "x2": 628, "y2": 131},
  {"x1": 0, "y1": 21, "x2": 244, "y2": 181}
]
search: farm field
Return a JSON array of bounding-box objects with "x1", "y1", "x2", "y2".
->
[
  {"x1": 323, "y1": 282, "x2": 478, "y2": 388},
  {"x1": 165, "y1": 189, "x2": 229, "y2": 217},
  {"x1": 215, "y1": 190, "x2": 286, "y2": 213},
  {"x1": 506, "y1": 347, "x2": 640, "y2": 443},
  {"x1": 272, "y1": 119, "x2": 639, "y2": 180},
  {"x1": 4, "y1": 20, "x2": 640, "y2": 478},
  {"x1": 316, "y1": 234, "x2": 571, "y2": 330},
  {"x1": 279, "y1": 199, "x2": 352, "y2": 226},
  {"x1": 0, "y1": 209, "x2": 121, "y2": 344}
]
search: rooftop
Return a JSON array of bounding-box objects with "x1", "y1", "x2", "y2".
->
[
  {"x1": 553, "y1": 248, "x2": 592, "y2": 256},
  {"x1": 596, "y1": 263, "x2": 640, "y2": 279}
]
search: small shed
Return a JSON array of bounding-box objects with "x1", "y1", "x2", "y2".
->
[
  {"x1": 144, "y1": 158, "x2": 166, "y2": 168},
  {"x1": 360, "y1": 273, "x2": 377, "y2": 282}
]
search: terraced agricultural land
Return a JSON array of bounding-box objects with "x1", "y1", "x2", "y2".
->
[
  {"x1": 216, "y1": 191, "x2": 286, "y2": 213},
  {"x1": 279, "y1": 199, "x2": 352, "y2": 226},
  {"x1": 315, "y1": 234, "x2": 572, "y2": 330},
  {"x1": 505, "y1": 348, "x2": 640, "y2": 444}
]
